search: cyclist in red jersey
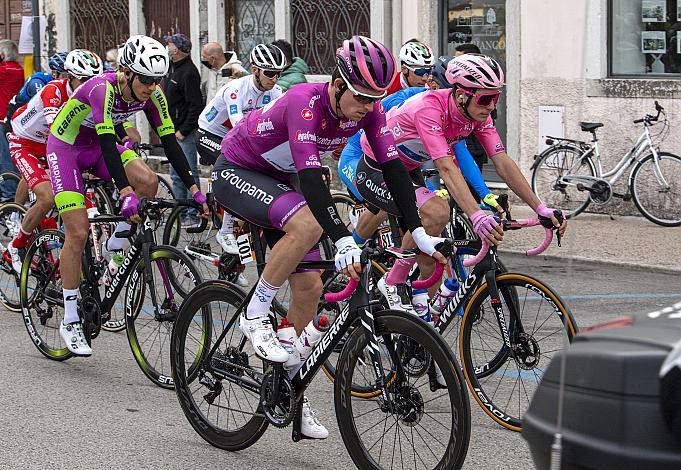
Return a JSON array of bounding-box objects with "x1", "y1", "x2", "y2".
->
[{"x1": 5, "y1": 50, "x2": 104, "y2": 273}]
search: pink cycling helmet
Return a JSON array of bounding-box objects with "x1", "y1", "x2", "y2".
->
[
  {"x1": 445, "y1": 53, "x2": 505, "y2": 89},
  {"x1": 335, "y1": 35, "x2": 396, "y2": 92}
]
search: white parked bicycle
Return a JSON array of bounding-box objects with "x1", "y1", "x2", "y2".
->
[{"x1": 531, "y1": 101, "x2": 681, "y2": 226}]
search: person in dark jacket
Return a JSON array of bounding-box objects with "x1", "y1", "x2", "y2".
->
[
  {"x1": 162, "y1": 33, "x2": 203, "y2": 210},
  {"x1": 271, "y1": 39, "x2": 307, "y2": 91}
]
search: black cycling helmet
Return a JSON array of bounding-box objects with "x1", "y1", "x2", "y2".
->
[{"x1": 431, "y1": 55, "x2": 453, "y2": 89}]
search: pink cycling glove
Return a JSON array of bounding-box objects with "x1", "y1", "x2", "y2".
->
[{"x1": 470, "y1": 210, "x2": 499, "y2": 239}]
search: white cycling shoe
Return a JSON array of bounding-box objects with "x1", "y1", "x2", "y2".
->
[
  {"x1": 236, "y1": 272, "x2": 249, "y2": 287},
  {"x1": 7, "y1": 240, "x2": 24, "y2": 274},
  {"x1": 216, "y1": 231, "x2": 239, "y2": 255},
  {"x1": 239, "y1": 313, "x2": 289, "y2": 363},
  {"x1": 301, "y1": 396, "x2": 329, "y2": 439},
  {"x1": 59, "y1": 321, "x2": 92, "y2": 357},
  {"x1": 377, "y1": 275, "x2": 414, "y2": 313}
]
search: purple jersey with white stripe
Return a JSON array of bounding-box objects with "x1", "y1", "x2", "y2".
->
[{"x1": 221, "y1": 82, "x2": 398, "y2": 180}]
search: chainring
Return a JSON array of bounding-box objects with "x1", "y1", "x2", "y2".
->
[
  {"x1": 589, "y1": 180, "x2": 613, "y2": 204},
  {"x1": 259, "y1": 368, "x2": 296, "y2": 428}
]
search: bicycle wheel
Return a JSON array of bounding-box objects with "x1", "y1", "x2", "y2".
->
[
  {"x1": 125, "y1": 245, "x2": 204, "y2": 388},
  {"x1": 459, "y1": 273, "x2": 577, "y2": 431},
  {"x1": 630, "y1": 152, "x2": 681, "y2": 226},
  {"x1": 335, "y1": 310, "x2": 471, "y2": 469},
  {"x1": 171, "y1": 280, "x2": 269, "y2": 450},
  {"x1": 531, "y1": 145, "x2": 596, "y2": 218},
  {"x1": 156, "y1": 173, "x2": 175, "y2": 200},
  {"x1": 163, "y1": 205, "x2": 220, "y2": 281},
  {"x1": 0, "y1": 202, "x2": 26, "y2": 311},
  {"x1": 20, "y1": 229, "x2": 74, "y2": 361}
]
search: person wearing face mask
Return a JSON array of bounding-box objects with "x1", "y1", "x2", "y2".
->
[
  {"x1": 162, "y1": 33, "x2": 203, "y2": 219},
  {"x1": 200, "y1": 42, "x2": 248, "y2": 102}
]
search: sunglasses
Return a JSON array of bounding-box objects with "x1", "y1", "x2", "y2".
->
[
  {"x1": 340, "y1": 74, "x2": 386, "y2": 104},
  {"x1": 136, "y1": 74, "x2": 163, "y2": 85},
  {"x1": 461, "y1": 89, "x2": 502, "y2": 107},
  {"x1": 260, "y1": 69, "x2": 281, "y2": 79},
  {"x1": 405, "y1": 65, "x2": 433, "y2": 77}
]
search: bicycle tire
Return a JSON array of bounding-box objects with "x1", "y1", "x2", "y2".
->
[
  {"x1": 20, "y1": 229, "x2": 74, "y2": 361},
  {"x1": 157, "y1": 173, "x2": 175, "y2": 200},
  {"x1": 125, "y1": 244, "x2": 204, "y2": 389},
  {"x1": 630, "y1": 152, "x2": 681, "y2": 227},
  {"x1": 171, "y1": 280, "x2": 269, "y2": 451},
  {"x1": 531, "y1": 145, "x2": 596, "y2": 218},
  {"x1": 335, "y1": 309, "x2": 471, "y2": 469},
  {"x1": 0, "y1": 202, "x2": 27, "y2": 311},
  {"x1": 459, "y1": 273, "x2": 577, "y2": 432}
]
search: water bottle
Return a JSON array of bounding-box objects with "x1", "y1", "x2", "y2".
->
[
  {"x1": 276, "y1": 318, "x2": 297, "y2": 357},
  {"x1": 430, "y1": 278, "x2": 460, "y2": 316},
  {"x1": 103, "y1": 253, "x2": 124, "y2": 287},
  {"x1": 411, "y1": 289, "x2": 431, "y2": 322},
  {"x1": 85, "y1": 188, "x2": 99, "y2": 218},
  {"x1": 285, "y1": 315, "x2": 329, "y2": 369}
]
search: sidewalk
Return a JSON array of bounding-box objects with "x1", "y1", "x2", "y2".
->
[{"x1": 500, "y1": 206, "x2": 681, "y2": 273}]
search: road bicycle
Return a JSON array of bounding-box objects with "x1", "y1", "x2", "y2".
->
[
  {"x1": 171, "y1": 239, "x2": 472, "y2": 469},
  {"x1": 531, "y1": 101, "x2": 681, "y2": 226},
  {"x1": 20, "y1": 198, "x2": 203, "y2": 389}
]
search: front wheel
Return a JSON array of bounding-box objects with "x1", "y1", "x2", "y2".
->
[
  {"x1": 335, "y1": 310, "x2": 471, "y2": 469},
  {"x1": 125, "y1": 245, "x2": 204, "y2": 389},
  {"x1": 630, "y1": 152, "x2": 681, "y2": 227},
  {"x1": 531, "y1": 146, "x2": 596, "y2": 218},
  {"x1": 459, "y1": 273, "x2": 577, "y2": 432}
]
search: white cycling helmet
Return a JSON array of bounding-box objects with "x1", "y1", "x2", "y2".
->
[
  {"x1": 120, "y1": 35, "x2": 169, "y2": 77},
  {"x1": 399, "y1": 41, "x2": 436, "y2": 67},
  {"x1": 250, "y1": 43, "x2": 287, "y2": 70},
  {"x1": 65, "y1": 49, "x2": 103, "y2": 79}
]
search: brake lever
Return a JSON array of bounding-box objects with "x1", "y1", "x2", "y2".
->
[{"x1": 553, "y1": 209, "x2": 564, "y2": 247}]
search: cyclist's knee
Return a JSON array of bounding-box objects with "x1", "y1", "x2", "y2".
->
[
  {"x1": 285, "y1": 210, "x2": 323, "y2": 246},
  {"x1": 33, "y1": 184, "x2": 55, "y2": 212},
  {"x1": 64, "y1": 221, "x2": 89, "y2": 247},
  {"x1": 420, "y1": 196, "x2": 449, "y2": 234}
]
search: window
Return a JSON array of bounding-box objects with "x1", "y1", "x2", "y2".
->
[{"x1": 610, "y1": 0, "x2": 681, "y2": 76}]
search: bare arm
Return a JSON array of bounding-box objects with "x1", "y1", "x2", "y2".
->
[{"x1": 490, "y1": 152, "x2": 542, "y2": 210}]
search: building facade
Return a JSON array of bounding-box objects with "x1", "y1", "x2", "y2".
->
[{"x1": 37, "y1": 0, "x2": 679, "y2": 214}]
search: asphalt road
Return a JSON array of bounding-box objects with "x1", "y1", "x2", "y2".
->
[{"x1": 0, "y1": 254, "x2": 678, "y2": 469}]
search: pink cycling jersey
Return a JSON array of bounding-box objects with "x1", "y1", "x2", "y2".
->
[
  {"x1": 360, "y1": 88, "x2": 505, "y2": 172},
  {"x1": 222, "y1": 82, "x2": 398, "y2": 180}
]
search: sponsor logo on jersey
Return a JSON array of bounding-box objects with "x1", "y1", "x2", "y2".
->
[
  {"x1": 295, "y1": 130, "x2": 316, "y2": 143},
  {"x1": 305, "y1": 154, "x2": 320, "y2": 167},
  {"x1": 309, "y1": 94, "x2": 320, "y2": 108},
  {"x1": 379, "y1": 101, "x2": 385, "y2": 114},
  {"x1": 340, "y1": 120, "x2": 357, "y2": 130},
  {"x1": 54, "y1": 103, "x2": 89, "y2": 136},
  {"x1": 386, "y1": 144, "x2": 398, "y2": 159},
  {"x1": 219, "y1": 169, "x2": 274, "y2": 204},
  {"x1": 255, "y1": 118, "x2": 275, "y2": 134},
  {"x1": 200, "y1": 135, "x2": 222, "y2": 151},
  {"x1": 391, "y1": 123, "x2": 403, "y2": 137},
  {"x1": 263, "y1": 95, "x2": 271, "y2": 104},
  {"x1": 19, "y1": 107, "x2": 38, "y2": 126},
  {"x1": 247, "y1": 99, "x2": 253, "y2": 105},
  {"x1": 301, "y1": 108, "x2": 313, "y2": 121},
  {"x1": 50, "y1": 97, "x2": 61, "y2": 106},
  {"x1": 46, "y1": 152, "x2": 62, "y2": 192},
  {"x1": 495, "y1": 142, "x2": 504, "y2": 152},
  {"x1": 321, "y1": 119, "x2": 327, "y2": 129},
  {"x1": 230, "y1": 92, "x2": 237, "y2": 100},
  {"x1": 376, "y1": 125, "x2": 390, "y2": 137},
  {"x1": 229, "y1": 104, "x2": 238, "y2": 115},
  {"x1": 363, "y1": 177, "x2": 392, "y2": 201},
  {"x1": 205, "y1": 106, "x2": 218, "y2": 122}
]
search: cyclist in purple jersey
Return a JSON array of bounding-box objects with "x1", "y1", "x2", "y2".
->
[
  {"x1": 212, "y1": 35, "x2": 447, "y2": 439},
  {"x1": 46, "y1": 35, "x2": 208, "y2": 357}
]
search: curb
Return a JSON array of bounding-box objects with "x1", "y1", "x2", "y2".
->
[{"x1": 499, "y1": 248, "x2": 681, "y2": 274}]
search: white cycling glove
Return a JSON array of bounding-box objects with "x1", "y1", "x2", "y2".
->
[
  {"x1": 411, "y1": 227, "x2": 446, "y2": 257},
  {"x1": 334, "y1": 236, "x2": 362, "y2": 271}
]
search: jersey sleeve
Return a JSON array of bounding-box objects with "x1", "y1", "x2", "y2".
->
[
  {"x1": 224, "y1": 84, "x2": 245, "y2": 125},
  {"x1": 87, "y1": 80, "x2": 116, "y2": 136},
  {"x1": 286, "y1": 93, "x2": 323, "y2": 171},
  {"x1": 40, "y1": 83, "x2": 64, "y2": 127},
  {"x1": 412, "y1": 104, "x2": 452, "y2": 160},
  {"x1": 145, "y1": 87, "x2": 175, "y2": 137},
  {"x1": 362, "y1": 101, "x2": 399, "y2": 165},
  {"x1": 453, "y1": 140, "x2": 491, "y2": 199},
  {"x1": 474, "y1": 117, "x2": 505, "y2": 157}
]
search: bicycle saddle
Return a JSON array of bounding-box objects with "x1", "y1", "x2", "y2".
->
[{"x1": 579, "y1": 122, "x2": 604, "y2": 132}]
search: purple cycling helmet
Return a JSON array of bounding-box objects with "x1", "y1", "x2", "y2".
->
[
  {"x1": 335, "y1": 35, "x2": 396, "y2": 92},
  {"x1": 445, "y1": 53, "x2": 505, "y2": 89}
]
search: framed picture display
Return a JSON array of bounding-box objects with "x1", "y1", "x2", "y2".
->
[
  {"x1": 642, "y1": 30, "x2": 666, "y2": 53},
  {"x1": 642, "y1": 0, "x2": 666, "y2": 22}
]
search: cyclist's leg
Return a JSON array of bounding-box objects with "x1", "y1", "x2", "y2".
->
[
  {"x1": 14, "y1": 178, "x2": 28, "y2": 205},
  {"x1": 120, "y1": 146, "x2": 158, "y2": 199}
]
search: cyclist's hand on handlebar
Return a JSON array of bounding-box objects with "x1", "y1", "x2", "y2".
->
[
  {"x1": 120, "y1": 190, "x2": 141, "y2": 224},
  {"x1": 334, "y1": 236, "x2": 363, "y2": 281},
  {"x1": 470, "y1": 210, "x2": 504, "y2": 245},
  {"x1": 536, "y1": 203, "x2": 567, "y2": 237},
  {"x1": 483, "y1": 193, "x2": 510, "y2": 218},
  {"x1": 411, "y1": 227, "x2": 447, "y2": 264},
  {"x1": 192, "y1": 190, "x2": 210, "y2": 219}
]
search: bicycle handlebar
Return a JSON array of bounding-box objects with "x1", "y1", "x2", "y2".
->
[
  {"x1": 634, "y1": 101, "x2": 665, "y2": 124},
  {"x1": 462, "y1": 218, "x2": 554, "y2": 267},
  {"x1": 324, "y1": 279, "x2": 359, "y2": 303}
]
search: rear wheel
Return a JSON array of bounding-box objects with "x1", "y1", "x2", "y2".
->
[{"x1": 0, "y1": 202, "x2": 27, "y2": 311}]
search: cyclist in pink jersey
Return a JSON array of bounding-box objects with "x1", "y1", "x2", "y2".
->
[
  {"x1": 357, "y1": 54, "x2": 566, "y2": 296},
  {"x1": 212, "y1": 36, "x2": 447, "y2": 439}
]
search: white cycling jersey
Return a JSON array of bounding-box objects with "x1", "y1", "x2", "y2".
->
[
  {"x1": 198, "y1": 75, "x2": 283, "y2": 138},
  {"x1": 10, "y1": 78, "x2": 74, "y2": 143}
]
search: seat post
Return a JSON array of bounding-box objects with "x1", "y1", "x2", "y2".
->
[{"x1": 590, "y1": 131, "x2": 598, "y2": 143}]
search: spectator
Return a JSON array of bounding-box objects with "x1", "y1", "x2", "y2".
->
[
  {"x1": 0, "y1": 40, "x2": 25, "y2": 201},
  {"x1": 271, "y1": 39, "x2": 308, "y2": 91},
  {"x1": 105, "y1": 48, "x2": 119, "y2": 71},
  {"x1": 454, "y1": 43, "x2": 491, "y2": 172},
  {"x1": 201, "y1": 42, "x2": 248, "y2": 102},
  {"x1": 162, "y1": 33, "x2": 203, "y2": 218}
]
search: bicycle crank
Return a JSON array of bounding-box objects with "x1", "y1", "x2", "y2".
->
[{"x1": 260, "y1": 367, "x2": 296, "y2": 428}]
